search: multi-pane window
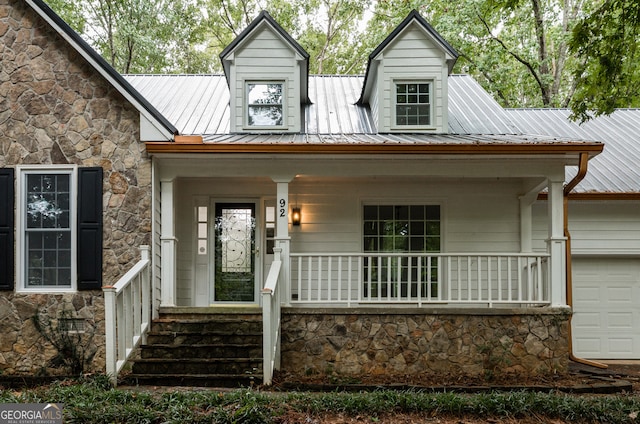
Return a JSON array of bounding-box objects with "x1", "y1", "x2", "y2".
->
[
  {"x1": 247, "y1": 82, "x2": 284, "y2": 127},
  {"x1": 363, "y1": 205, "x2": 440, "y2": 297},
  {"x1": 24, "y1": 172, "x2": 73, "y2": 288},
  {"x1": 395, "y1": 82, "x2": 431, "y2": 126}
]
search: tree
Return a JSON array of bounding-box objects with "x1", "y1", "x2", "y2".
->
[
  {"x1": 365, "y1": 0, "x2": 590, "y2": 108},
  {"x1": 44, "y1": 0, "x2": 86, "y2": 33},
  {"x1": 569, "y1": 0, "x2": 640, "y2": 122}
]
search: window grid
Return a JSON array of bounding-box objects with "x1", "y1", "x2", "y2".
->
[
  {"x1": 363, "y1": 205, "x2": 440, "y2": 298},
  {"x1": 247, "y1": 82, "x2": 284, "y2": 127},
  {"x1": 24, "y1": 173, "x2": 72, "y2": 288},
  {"x1": 395, "y1": 82, "x2": 431, "y2": 126}
]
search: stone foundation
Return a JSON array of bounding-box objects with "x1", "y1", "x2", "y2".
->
[
  {"x1": 0, "y1": 292, "x2": 105, "y2": 375},
  {"x1": 281, "y1": 307, "x2": 570, "y2": 379}
]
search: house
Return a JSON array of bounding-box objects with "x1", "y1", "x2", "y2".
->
[{"x1": 1, "y1": 0, "x2": 637, "y2": 386}]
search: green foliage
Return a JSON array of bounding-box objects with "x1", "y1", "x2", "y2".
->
[
  {"x1": 45, "y1": 0, "x2": 640, "y2": 117},
  {"x1": 3, "y1": 383, "x2": 640, "y2": 423},
  {"x1": 569, "y1": 0, "x2": 640, "y2": 122},
  {"x1": 44, "y1": 0, "x2": 86, "y2": 33}
]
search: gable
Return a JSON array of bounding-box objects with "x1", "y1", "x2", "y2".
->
[
  {"x1": 358, "y1": 11, "x2": 458, "y2": 134},
  {"x1": 220, "y1": 12, "x2": 309, "y2": 133}
]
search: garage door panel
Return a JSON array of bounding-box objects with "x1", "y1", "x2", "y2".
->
[
  {"x1": 608, "y1": 339, "x2": 634, "y2": 356},
  {"x1": 574, "y1": 338, "x2": 601, "y2": 356},
  {"x1": 573, "y1": 312, "x2": 600, "y2": 329},
  {"x1": 608, "y1": 312, "x2": 634, "y2": 329},
  {"x1": 574, "y1": 287, "x2": 599, "y2": 303},
  {"x1": 573, "y1": 258, "x2": 640, "y2": 359}
]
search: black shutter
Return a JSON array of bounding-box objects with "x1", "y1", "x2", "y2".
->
[
  {"x1": 0, "y1": 168, "x2": 15, "y2": 291},
  {"x1": 77, "y1": 167, "x2": 103, "y2": 290}
]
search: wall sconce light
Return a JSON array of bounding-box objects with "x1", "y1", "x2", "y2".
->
[{"x1": 291, "y1": 207, "x2": 301, "y2": 226}]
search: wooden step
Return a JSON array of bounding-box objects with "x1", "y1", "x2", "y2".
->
[{"x1": 121, "y1": 373, "x2": 262, "y2": 388}]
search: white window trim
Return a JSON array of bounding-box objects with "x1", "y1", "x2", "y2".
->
[
  {"x1": 16, "y1": 165, "x2": 78, "y2": 293},
  {"x1": 244, "y1": 80, "x2": 286, "y2": 130},
  {"x1": 391, "y1": 79, "x2": 435, "y2": 130}
]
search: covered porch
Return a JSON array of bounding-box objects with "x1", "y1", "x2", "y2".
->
[{"x1": 104, "y1": 145, "x2": 594, "y2": 385}]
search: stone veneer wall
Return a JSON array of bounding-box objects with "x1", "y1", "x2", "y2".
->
[
  {"x1": 281, "y1": 308, "x2": 570, "y2": 379},
  {"x1": 0, "y1": 0, "x2": 151, "y2": 375}
]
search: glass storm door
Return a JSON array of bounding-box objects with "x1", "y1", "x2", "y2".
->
[{"x1": 214, "y1": 203, "x2": 256, "y2": 302}]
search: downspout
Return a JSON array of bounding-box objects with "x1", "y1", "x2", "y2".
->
[{"x1": 563, "y1": 152, "x2": 607, "y2": 369}]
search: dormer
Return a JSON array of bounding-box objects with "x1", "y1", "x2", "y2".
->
[
  {"x1": 358, "y1": 10, "x2": 458, "y2": 134},
  {"x1": 219, "y1": 11, "x2": 310, "y2": 133}
]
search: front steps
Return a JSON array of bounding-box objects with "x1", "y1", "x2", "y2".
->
[{"x1": 123, "y1": 307, "x2": 263, "y2": 387}]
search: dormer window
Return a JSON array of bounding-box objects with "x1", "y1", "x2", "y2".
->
[
  {"x1": 247, "y1": 82, "x2": 284, "y2": 128},
  {"x1": 394, "y1": 81, "x2": 432, "y2": 127}
]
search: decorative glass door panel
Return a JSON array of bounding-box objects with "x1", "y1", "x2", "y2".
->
[{"x1": 214, "y1": 204, "x2": 256, "y2": 302}]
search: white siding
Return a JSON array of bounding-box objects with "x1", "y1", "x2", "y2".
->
[
  {"x1": 375, "y1": 24, "x2": 449, "y2": 133},
  {"x1": 174, "y1": 177, "x2": 275, "y2": 305},
  {"x1": 533, "y1": 200, "x2": 640, "y2": 255},
  {"x1": 231, "y1": 25, "x2": 301, "y2": 132},
  {"x1": 173, "y1": 176, "x2": 525, "y2": 305},
  {"x1": 290, "y1": 177, "x2": 521, "y2": 254}
]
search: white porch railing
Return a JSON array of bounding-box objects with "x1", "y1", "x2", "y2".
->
[
  {"x1": 103, "y1": 246, "x2": 152, "y2": 385},
  {"x1": 262, "y1": 247, "x2": 283, "y2": 386},
  {"x1": 290, "y1": 253, "x2": 549, "y2": 307}
]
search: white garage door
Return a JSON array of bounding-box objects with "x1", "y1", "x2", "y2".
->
[{"x1": 573, "y1": 258, "x2": 640, "y2": 359}]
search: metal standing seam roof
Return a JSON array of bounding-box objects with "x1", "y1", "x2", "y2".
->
[
  {"x1": 124, "y1": 74, "x2": 525, "y2": 137},
  {"x1": 506, "y1": 109, "x2": 640, "y2": 194},
  {"x1": 125, "y1": 73, "x2": 640, "y2": 194}
]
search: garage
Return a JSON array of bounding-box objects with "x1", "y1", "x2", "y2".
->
[{"x1": 572, "y1": 258, "x2": 640, "y2": 359}]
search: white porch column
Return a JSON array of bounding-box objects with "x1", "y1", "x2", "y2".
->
[
  {"x1": 519, "y1": 197, "x2": 533, "y2": 253},
  {"x1": 273, "y1": 177, "x2": 293, "y2": 306},
  {"x1": 160, "y1": 179, "x2": 177, "y2": 307},
  {"x1": 519, "y1": 180, "x2": 548, "y2": 253},
  {"x1": 547, "y1": 179, "x2": 567, "y2": 307}
]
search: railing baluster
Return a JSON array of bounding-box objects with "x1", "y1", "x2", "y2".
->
[
  {"x1": 346, "y1": 256, "x2": 351, "y2": 306},
  {"x1": 437, "y1": 257, "x2": 442, "y2": 302},
  {"x1": 527, "y1": 257, "x2": 533, "y2": 303},
  {"x1": 297, "y1": 256, "x2": 302, "y2": 303},
  {"x1": 358, "y1": 256, "x2": 362, "y2": 303},
  {"x1": 396, "y1": 257, "x2": 402, "y2": 301},
  {"x1": 508, "y1": 257, "x2": 513, "y2": 302},
  {"x1": 426, "y1": 256, "x2": 432, "y2": 300},
  {"x1": 286, "y1": 252, "x2": 550, "y2": 307},
  {"x1": 318, "y1": 256, "x2": 323, "y2": 302},
  {"x1": 337, "y1": 256, "x2": 342, "y2": 302},
  {"x1": 517, "y1": 256, "x2": 523, "y2": 302},
  {"x1": 497, "y1": 257, "x2": 502, "y2": 302},
  {"x1": 307, "y1": 256, "x2": 312, "y2": 302},
  {"x1": 417, "y1": 256, "x2": 422, "y2": 306},
  {"x1": 488, "y1": 257, "x2": 492, "y2": 306}
]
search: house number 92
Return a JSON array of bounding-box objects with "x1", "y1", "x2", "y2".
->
[{"x1": 279, "y1": 198, "x2": 286, "y2": 217}]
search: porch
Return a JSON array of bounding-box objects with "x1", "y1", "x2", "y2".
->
[
  {"x1": 104, "y1": 154, "x2": 574, "y2": 385},
  {"x1": 104, "y1": 246, "x2": 563, "y2": 386}
]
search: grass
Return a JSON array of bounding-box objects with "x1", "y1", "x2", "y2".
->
[{"x1": 1, "y1": 376, "x2": 640, "y2": 423}]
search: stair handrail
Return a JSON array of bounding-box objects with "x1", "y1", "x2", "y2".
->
[
  {"x1": 103, "y1": 245, "x2": 152, "y2": 386},
  {"x1": 262, "y1": 247, "x2": 283, "y2": 385}
]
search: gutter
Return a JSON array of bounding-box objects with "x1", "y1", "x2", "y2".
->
[{"x1": 563, "y1": 152, "x2": 607, "y2": 369}]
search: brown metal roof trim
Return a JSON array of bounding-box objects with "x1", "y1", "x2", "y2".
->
[
  {"x1": 539, "y1": 192, "x2": 640, "y2": 200},
  {"x1": 146, "y1": 141, "x2": 603, "y2": 155}
]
